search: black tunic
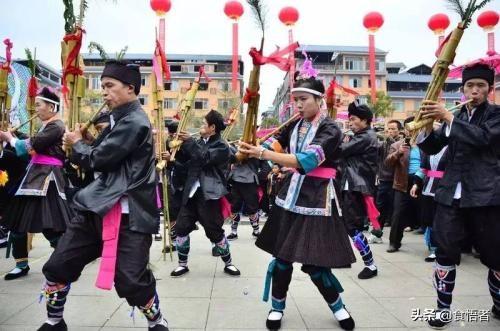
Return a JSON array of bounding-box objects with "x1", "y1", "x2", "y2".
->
[
  {"x1": 256, "y1": 113, "x2": 356, "y2": 268},
  {"x1": 2, "y1": 119, "x2": 71, "y2": 233}
]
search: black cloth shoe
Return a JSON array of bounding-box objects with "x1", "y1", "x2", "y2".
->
[
  {"x1": 149, "y1": 323, "x2": 169, "y2": 330},
  {"x1": 492, "y1": 305, "x2": 500, "y2": 320},
  {"x1": 212, "y1": 246, "x2": 221, "y2": 257},
  {"x1": 338, "y1": 316, "x2": 355, "y2": 330},
  {"x1": 427, "y1": 309, "x2": 452, "y2": 329},
  {"x1": 162, "y1": 245, "x2": 176, "y2": 253},
  {"x1": 252, "y1": 231, "x2": 260, "y2": 238},
  {"x1": 154, "y1": 234, "x2": 162, "y2": 241},
  {"x1": 224, "y1": 265, "x2": 241, "y2": 276},
  {"x1": 266, "y1": 310, "x2": 283, "y2": 330},
  {"x1": 37, "y1": 319, "x2": 68, "y2": 331},
  {"x1": 227, "y1": 233, "x2": 238, "y2": 240},
  {"x1": 4, "y1": 265, "x2": 30, "y2": 280},
  {"x1": 425, "y1": 253, "x2": 436, "y2": 262},
  {"x1": 386, "y1": 245, "x2": 399, "y2": 253},
  {"x1": 170, "y1": 266, "x2": 189, "y2": 277},
  {"x1": 370, "y1": 229, "x2": 383, "y2": 238},
  {"x1": 357, "y1": 267, "x2": 377, "y2": 279}
]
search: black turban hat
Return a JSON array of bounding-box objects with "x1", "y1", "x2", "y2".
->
[
  {"x1": 462, "y1": 63, "x2": 494, "y2": 86},
  {"x1": 101, "y1": 60, "x2": 141, "y2": 95}
]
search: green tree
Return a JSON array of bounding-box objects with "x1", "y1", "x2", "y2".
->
[
  {"x1": 366, "y1": 91, "x2": 394, "y2": 118},
  {"x1": 261, "y1": 116, "x2": 280, "y2": 129}
]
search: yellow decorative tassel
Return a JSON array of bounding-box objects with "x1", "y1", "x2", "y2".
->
[{"x1": 0, "y1": 170, "x2": 8, "y2": 187}]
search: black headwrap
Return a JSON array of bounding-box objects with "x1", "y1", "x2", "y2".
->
[
  {"x1": 462, "y1": 63, "x2": 494, "y2": 86},
  {"x1": 205, "y1": 109, "x2": 226, "y2": 133},
  {"x1": 101, "y1": 60, "x2": 141, "y2": 95},
  {"x1": 348, "y1": 102, "x2": 373, "y2": 123}
]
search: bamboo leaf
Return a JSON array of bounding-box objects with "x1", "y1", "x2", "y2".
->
[
  {"x1": 445, "y1": 0, "x2": 466, "y2": 17},
  {"x1": 88, "y1": 41, "x2": 108, "y2": 60},
  {"x1": 116, "y1": 46, "x2": 128, "y2": 61},
  {"x1": 24, "y1": 48, "x2": 37, "y2": 76},
  {"x1": 77, "y1": 0, "x2": 89, "y2": 27},
  {"x1": 246, "y1": 0, "x2": 266, "y2": 36},
  {"x1": 62, "y1": 0, "x2": 76, "y2": 33}
]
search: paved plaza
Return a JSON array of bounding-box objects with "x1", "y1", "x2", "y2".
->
[{"x1": 0, "y1": 220, "x2": 499, "y2": 330}]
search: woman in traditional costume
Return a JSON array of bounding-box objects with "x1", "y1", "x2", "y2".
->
[
  {"x1": 0, "y1": 87, "x2": 71, "y2": 280},
  {"x1": 239, "y1": 64, "x2": 356, "y2": 330}
]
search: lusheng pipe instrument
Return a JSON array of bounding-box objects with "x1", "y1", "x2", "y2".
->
[
  {"x1": 80, "y1": 102, "x2": 108, "y2": 132},
  {"x1": 409, "y1": 0, "x2": 492, "y2": 139},
  {"x1": 168, "y1": 66, "x2": 208, "y2": 162},
  {"x1": 256, "y1": 112, "x2": 301, "y2": 145},
  {"x1": 10, "y1": 114, "x2": 38, "y2": 132},
  {"x1": 405, "y1": 99, "x2": 473, "y2": 132}
]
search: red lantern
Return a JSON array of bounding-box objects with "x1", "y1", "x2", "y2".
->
[
  {"x1": 363, "y1": 11, "x2": 384, "y2": 32},
  {"x1": 224, "y1": 1, "x2": 244, "y2": 20},
  {"x1": 477, "y1": 10, "x2": 499, "y2": 31},
  {"x1": 428, "y1": 13, "x2": 450, "y2": 35},
  {"x1": 150, "y1": 0, "x2": 171, "y2": 16},
  {"x1": 279, "y1": 6, "x2": 299, "y2": 26}
]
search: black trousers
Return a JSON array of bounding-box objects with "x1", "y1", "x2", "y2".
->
[
  {"x1": 433, "y1": 202, "x2": 500, "y2": 270},
  {"x1": 376, "y1": 180, "x2": 394, "y2": 227},
  {"x1": 42, "y1": 212, "x2": 156, "y2": 306},
  {"x1": 389, "y1": 183, "x2": 420, "y2": 247},
  {"x1": 230, "y1": 181, "x2": 259, "y2": 215},
  {"x1": 342, "y1": 191, "x2": 366, "y2": 236},
  {"x1": 11, "y1": 229, "x2": 62, "y2": 260},
  {"x1": 176, "y1": 190, "x2": 225, "y2": 243}
]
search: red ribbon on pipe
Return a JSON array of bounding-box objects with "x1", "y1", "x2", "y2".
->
[
  {"x1": 155, "y1": 39, "x2": 171, "y2": 81},
  {"x1": 249, "y1": 42, "x2": 300, "y2": 71},
  {"x1": 243, "y1": 88, "x2": 258, "y2": 104},
  {"x1": 61, "y1": 28, "x2": 85, "y2": 98}
]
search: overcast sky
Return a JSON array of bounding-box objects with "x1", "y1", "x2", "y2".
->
[{"x1": 1, "y1": 0, "x2": 498, "y2": 110}]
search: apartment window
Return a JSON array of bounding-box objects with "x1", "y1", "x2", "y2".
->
[
  {"x1": 164, "y1": 80, "x2": 179, "y2": 91},
  {"x1": 344, "y1": 57, "x2": 364, "y2": 71},
  {"x1": 375, "y1": 60, "x2": 385, "y2": 71},
  {"x1": 90, "y1": 77, "x2": 100, "y2": 90},
  {"x1": 357, "y1": 96, "x2": 368, "y2": 105},
  {"x1": 368, "y1": 78, "x2": 382, "y2": 88},
  {"x1": 198, "y1": 82, "x2": 209, "y2": 91},
  {"x1": 219, "y1": 81, "x2": 231, "y2": 92},
  {"x1": 414, "y1": 100, "x2": 422, "y2": 111},
  {"x1": 194, "y1": 98, "x2": 208, "y2": 110},
  {"x1": 170, "y1": 65, "x2": 182, "y2": 72},
  {"x1": 209, "y1": 87, "x2": 217, "y2": 95},
  {"x1": 163, "y1": 98, "x2": 177, "y2": 109},
  {"x1": 348, "y1": 78, "x2": 360, "y2": 88},
  {"x1": 141, "y1": 74, "x2": 149, "y2": 87},
  {"x1": 138, "y1": 95, "x2": 148, "y2": 106},
  {"x1": 218, "y1": 99, "x2": 230, "y2": 110},
  {"x1": 392, "y1": 100, "x2": 404, "y2": 112}
]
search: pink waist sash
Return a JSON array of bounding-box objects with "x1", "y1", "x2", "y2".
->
[
  {"x1": 31, "y1": 154, "x2": 63, "y2": 167},
  {"x1": 220, "y1": 196, "x2": 232, "y2": 219},
  {"x1": 291, "y1": 167, "x2": 337, "y2": 179},
  {"x1": 422, "y1": 169, "x2": 444, "y2": 179},
  {"x1": 95, "y1": 203, "x2": 122, "y2": 290}
]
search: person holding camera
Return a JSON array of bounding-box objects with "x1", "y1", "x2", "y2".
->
[{"x1": 385, "y1": 116, "x2": 423, "y2": 253}]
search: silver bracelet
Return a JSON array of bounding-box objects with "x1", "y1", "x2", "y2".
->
[{"x1": 258, "y1": 147, "x2": 266, "y2": 160}]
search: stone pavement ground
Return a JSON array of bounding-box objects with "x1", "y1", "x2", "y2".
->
[{"x1": 0, "y1": 219, "x2": 499, "y2": 331}]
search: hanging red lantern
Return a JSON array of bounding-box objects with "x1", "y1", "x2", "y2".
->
[
  {"x1": 224, "y1": 1, "x2": 244, "y2": 20},
  {"x1": 279, "y1": 6, "x2": 299, "y2": 26},
  {"x1": 150, "y1": 0, "x2": 171, "y2": 16},
  {"x1": 428, "y1": 13, "x2": 450, "y2": 35},
  {"x1": 363, "y1": 11, "x2": 384, "y2": 33},
  {"x1": 477, "y1": 10, "x2": 499, "y2": 31}
]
